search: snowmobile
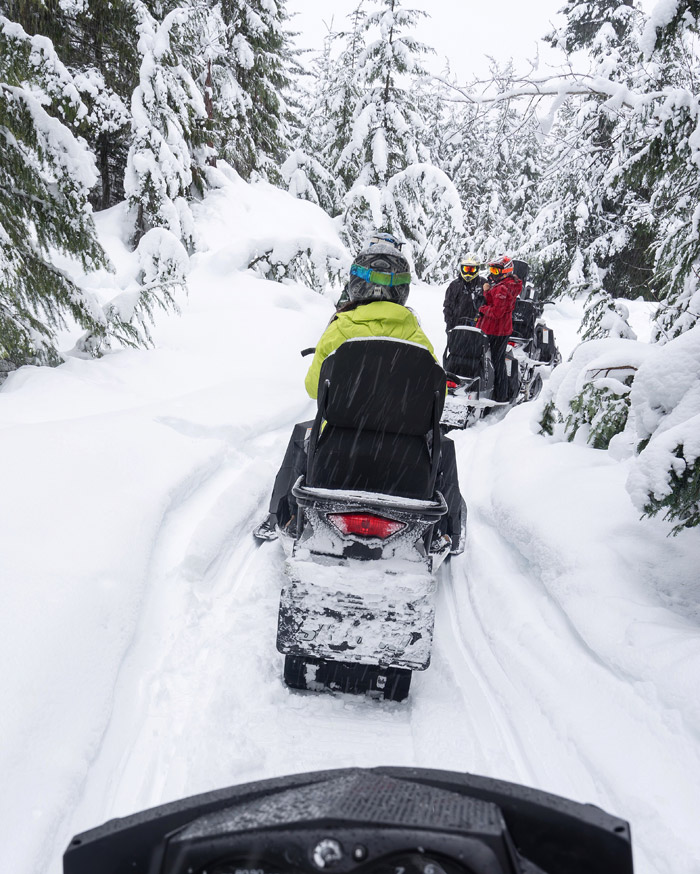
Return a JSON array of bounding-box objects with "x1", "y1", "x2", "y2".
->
[
  {"x1": 440, "y1": 262, "x2": 561, "y2": 430},
  {"x1": 275, "y1": 337, "x2": 456, "y2": 702},
  {"x1": 507, "y1": 270, "x2": 562, "y2": 403},
  {"x1": 441, "y1": 323, "x2": 497, "y2": 428}
]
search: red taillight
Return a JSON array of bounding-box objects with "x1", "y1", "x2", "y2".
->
[
  {"x1": 508, "y1": 341, "x2": 516, "y2": 347},
  {"x1": 446, "y1": 380, "x2": 458, "y2": 389},
  {"x1": 327, "y1": 513, "x2": 405, "y2": 539}
]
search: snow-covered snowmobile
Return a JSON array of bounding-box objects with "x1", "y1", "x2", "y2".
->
[
  {"x1": 275, "y1": 337, "x2": 455, "y2": 702},
  {"x1": 440, "y1": 264, "x2": 561, "y2": 429},
  {"x1": 440, "y1": 323, "x2": 507, "y2": 428},
  {"x1": 507, "y1": 270, "x2": 562, "y2": 403}
]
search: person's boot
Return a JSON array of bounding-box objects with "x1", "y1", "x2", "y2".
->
[{"x1": 253, "y1": 513, "x2": 279, "y2": 541}]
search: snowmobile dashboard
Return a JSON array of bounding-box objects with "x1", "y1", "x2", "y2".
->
[{"x1": 63, "y1": 767, "x2": 633, "y2": 874}]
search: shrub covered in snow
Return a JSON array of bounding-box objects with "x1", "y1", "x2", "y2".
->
[
  {"x1": 246, "y1": 236, "x2": 350, "y2": 293},
  {"x1": 539, "y1": 327, "x2": 700, "y2": 533},
  {"x1": 627, "y1": 325, "x2": 700, "y2": 533},
  {"x1": 539, "y1": 338, "x2": 650, "y2": 451}
]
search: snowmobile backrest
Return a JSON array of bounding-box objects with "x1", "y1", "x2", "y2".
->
[
  {"x1": 306, "y1": 338, "x2": 446, "y2": 499},
  {"x1": 512, "y1": 298, "x2": 537, "y2": 339},
  {"x1": 317, "y1": 338, "x2": 445, "y2": 436},
  {"x1": 443, "y1": 326, "x2": 489, "y2": 378},
  {"x1": 512, "y1": 260, "x2": 529, "y2": 282}
]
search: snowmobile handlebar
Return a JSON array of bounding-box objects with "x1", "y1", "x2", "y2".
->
[
  {"x1": 300, "y1": 347, "x2": 316, "y2": 357},
  {"x1": 63, "y1": 767, "x2": 633, "y2": 874}
]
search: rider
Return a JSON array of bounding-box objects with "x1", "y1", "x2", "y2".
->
[
  {"x1": 477, "y1": 255, "x2": 522, "y2": 402},
  {"x1": 255, "y1": 244, "x2": 464, "y2": 550},
  {"x1": 443, "y1": 253, "x2": 484, "y2": 331}
]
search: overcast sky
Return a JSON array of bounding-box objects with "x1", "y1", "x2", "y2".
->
[{"x1": 286, "y1": 0, "x2": 569, "y2": 81}]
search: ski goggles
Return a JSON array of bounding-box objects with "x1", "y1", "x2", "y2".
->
[
  {"x1": 369, "y1": 233, "x2": 404, "y2": 250},
  {"x1": 489, "y1": 265, "x2": 506, "y2": 275},
  {"x1": 350, "y1": 263, "x2": 411, "y2": 287},
  {"x1": 460, "y1": 264, "x2": 479, "y2": 277}
]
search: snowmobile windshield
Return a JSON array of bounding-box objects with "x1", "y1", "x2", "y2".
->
[{"x1": 350, "y1": 264, "x2": 411, "y2": 287}]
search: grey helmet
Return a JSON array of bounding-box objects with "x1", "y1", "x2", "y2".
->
[
  {"x1": 347, "y1": 243, "x2": 411, "y2": 305},
  {"x1": 367, "y1": 231, "x2": 405, "y2": 251}
]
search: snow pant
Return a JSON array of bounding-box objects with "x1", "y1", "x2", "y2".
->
[
  {"x1": 488, "y1": 334, "x2": 510, "y2": 402},
  {"x1": 268, "y1": 420, "x2": 463, "y2": 538}
]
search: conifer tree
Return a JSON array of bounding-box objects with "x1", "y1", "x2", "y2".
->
[
  {"x1": 4, "y1": 0, "x2": 141, "y2": 209},
  {"x1": 283, "y1": 7, "x2": 368, "y2": 215},
  {"x1": 0, "y1": 17, "x2": 110, "y2": 366},
  {"x1": 125, "y1": 4, "x2": 208, "y2": 251},
  {"x1": 339, "y1": 0, "x2": 463, "y2": 277},
  {"x1": 216, "y1": 0, "x2": 295, "y2": 182}
]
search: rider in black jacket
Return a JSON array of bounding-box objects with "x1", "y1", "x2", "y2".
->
[{"x1": 443, "y1": 254, "x2": 484, "y2": 331}]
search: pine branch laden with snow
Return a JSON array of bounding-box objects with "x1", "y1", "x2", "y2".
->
[
  {"x1": 246, "y1": 236, "x2": 350, "y2": 293},
  {"x1": 580, "y1": 290, "x2": 638, "y2": 340},
  {"x1": 0, "y1": 18, "x2": 110, "y2": 367}
]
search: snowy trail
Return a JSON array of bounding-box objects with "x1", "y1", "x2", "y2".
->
[
  {"x1": 5, "y1": 181, "x2": 698, "y2": 874},
  {"x1": 57, "y1": 370, "x2": 697, "y2": 874}
]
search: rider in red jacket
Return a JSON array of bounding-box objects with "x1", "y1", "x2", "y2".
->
[{"x1": 477, "y1": 255, "x2": 522, "y2": 402}]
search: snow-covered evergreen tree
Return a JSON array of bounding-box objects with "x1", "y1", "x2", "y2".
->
[
  {"x1": 215, "y1": 0, "x2": 295, "y2": 183},
  {"x1": 337, "y1": 0, "x2": 462, "y2": 277},
  {"x1": 281, "y1": 28, "x2": 348, "y2": 215},
  {"x1": 0, "y1": 18, "x2": 109, "y2": 366},
  {"x1": 5, "y1": 0, "x2": 140, "y2": 209},
  {"x1": 125, "y1": 4, "x2": 208, "y2": 251}
]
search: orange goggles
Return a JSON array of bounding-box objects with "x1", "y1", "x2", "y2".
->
[
  {"x1": 489, "y1": 265, "x2": 503, "y2": 275},
  {"x1": 460, "y1": 265, "x2": 478, "y2": 277}
]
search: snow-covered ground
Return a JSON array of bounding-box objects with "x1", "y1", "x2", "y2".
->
[{"x1": 1, "y1": 172, "x2": 698, "y2": 874}]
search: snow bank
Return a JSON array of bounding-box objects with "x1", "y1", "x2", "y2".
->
[{"x1": 0, "y1": 174, "x2": 340, "y2": 874}]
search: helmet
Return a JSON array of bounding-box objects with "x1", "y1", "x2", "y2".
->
[
  {"x1": 368, "y1": 231, "x2": 404, "y2": 251},
  {"x1": 487, "y1": 255, "x2": 514, "y2": 280},
  {"x1": 459, "y1": 253, "x2": 480, "y2": 280},
  {"x1": 347, "y1": 243, "x2": 411, "y2": 305}
]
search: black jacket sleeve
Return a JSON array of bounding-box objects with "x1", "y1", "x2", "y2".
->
[{"x1": 444, "y1": 278, "x2": 482, "y2": 330}]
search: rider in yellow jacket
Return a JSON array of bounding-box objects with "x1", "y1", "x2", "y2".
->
[
  {"x1": 304, "y1": 299, "x2": 436, "y2": 399},
  {"x1": 255, "y1": 241, "x2": 463, "y2": 551}
]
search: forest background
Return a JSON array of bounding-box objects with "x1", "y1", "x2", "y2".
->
[{"x1": 1, "y1": 0, "x2": 699, "y2": 532}]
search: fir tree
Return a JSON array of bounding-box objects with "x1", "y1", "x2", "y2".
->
[
  {"x1": 339, "y1": 0, "x2": 463, "y2": 276},
  {"x1": 125, "y1": 3, "x2": 208, "y2": 250},
  {"x1": 0, "y1": 17, "x2": 110, "y2": 366},
  {"x1": 216, "y1": 0, "x2": 295, "y2": 182},
  {"x1": 4, "y1": 0, "x2": 141, "y2": 209}
]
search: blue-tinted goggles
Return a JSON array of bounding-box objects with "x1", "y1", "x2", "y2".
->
[{"x1": 350, "y1": 264, "x2": 411, "y2": 287}]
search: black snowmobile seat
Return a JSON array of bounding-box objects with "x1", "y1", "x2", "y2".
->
[
  {"x1": 306, "y1": 338, "x2": 446, "y2": 500},
  {"x1": 443, "y1": 326, "x2": 489, "y2": 378},
  {"x1": 512, "y1": 298, "x2": 536, "y2": 340}
]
